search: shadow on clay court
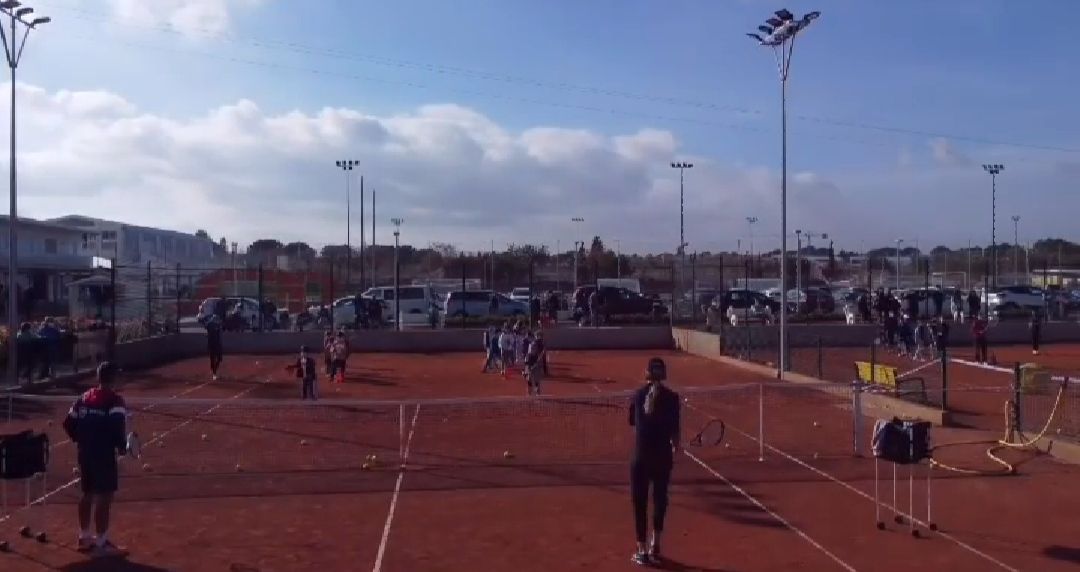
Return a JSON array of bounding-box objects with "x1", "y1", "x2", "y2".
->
[
  {"x1": 345, "y1": 372, "x2": 397, "y2": 386},
  {"x1": 58, "y1": 558, "x2": 171, "y2": 572},
  {"x1": 648, "y1": 557, "x2": 733, "y2": 572},
  {"x1": 1043, "y1": 545, "x2": 1080, "y2": 564}
]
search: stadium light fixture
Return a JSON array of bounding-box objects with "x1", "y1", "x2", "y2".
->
[
  {"x1": 2, "y1": 0, "x2": 49, "y2": 388},
  {"x1": 334, "y1": 160, "x2": 360, "y2": 292},
  {"x1": 981, "y1": 163, "x2": 1005, "y2": 288},
  {"x1": 746, "y1": 8, "x2": 820, "y2": 377}
]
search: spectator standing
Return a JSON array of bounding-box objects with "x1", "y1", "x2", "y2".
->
[
  {"x1": 38, "y1": 317, "x2": 63, "y2": 379},
  {"x1": 16, "y1": 322, "x2": 38, "y2": 384},
  {"x1": 972, "y1": 315, "x2": 990, "y2": 364},
  {"x1": 967, "y1": 290, "x2": 981, "y2": 321},
  {"x1": 858, "y1": 293, "x2": 871, "y2": 324},
  {"x1": 1029, "y1": 310, "x2": 1042, "y2": 356},
  {"x1": 588, "y1": 289, "x2": 602, "y2": 327}
]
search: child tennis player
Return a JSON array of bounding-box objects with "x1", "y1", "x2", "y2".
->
[
  {"x1": 289, "y1": 345, "x2": 318, "y2": 400},
  {"x1": 329, "y1": 331, "x2": 349, "y2": 384},
  {"x1": 482, "y1": 325, "x2": 502, "y2": 373},
  {"x1": 322, "y1": 331, "x2": 334, "y2": 376},
  {"x1": 523, "y1": 334, "x2": 545, "y2": 395},
  {"x1": 499, "y1": 323, "x2": 516, "y2": 374}
]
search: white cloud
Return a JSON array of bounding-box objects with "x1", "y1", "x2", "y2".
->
[
  {"x1": 107, "y1": 0, "x2": 262, "y2": 38},
  {"x1": 7, "y1": 82, "x2": 1078, "y2": 255},
  {"x1": 929, "y1": 137, "x2": 973, "y2": 167}
]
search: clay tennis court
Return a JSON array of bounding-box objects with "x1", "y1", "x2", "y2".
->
[{"x1": 2, "y1": 350, "x2": 1079, "y2": 571}]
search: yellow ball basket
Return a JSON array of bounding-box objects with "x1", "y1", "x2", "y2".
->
[{"x1": 1019, "y1": 363, "x2": 1051, "y2": 395}]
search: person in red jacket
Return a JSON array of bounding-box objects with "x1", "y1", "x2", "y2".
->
[
  {"x1": 62, "y1": 362, "x2": 129, "y2": 558},
  {"x1": 971, "y1": 315, "x2": 990, "y2": 364}
]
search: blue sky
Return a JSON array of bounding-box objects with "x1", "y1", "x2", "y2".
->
[{"x1": 9, "y1": 0, "x2": 1079, "y2": 253}]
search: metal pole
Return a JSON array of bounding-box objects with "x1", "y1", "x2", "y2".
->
[
  {"x1": 109, "y1": 259, "x2": 117, "y2": 362},
  {"x1": 146, "y1": 260, "x2": 152, "y2": 334},
  {"x1": 371, "y1": 188, "x2": 376, "y2": 287},
  {"x1": 691, "y1": 252, "x2": 697, "y2": 324},
  {"x1": 346, "y1": 170, "x2": 351, "y2": 292},
  {"x1": 556, "y1": 239, "x2": 561, "y2": 294},
  {"x1": 1012, "y1": 216, "x2": 1019, "y2": 285},
  {"x1": 779, "y1": 69, "x2": 788, "y2": 376},
  {"x1": 991, "y1": 173, "x2": 996, "y2": 289},
  {"x1": 359, "y1": 176, "x2": 365, "y2": 290},
  {"x1": 616, "y1": 240, "x2": 621, "y2": 280},
  {"x1": 5, "y1": 16, "x2": 17, "y2": 384},
  {"x1": 393, "y1": 227, "x2": 400, "y2": 331},
  {"x1": 257, "y1": 263, "x2": 264, "y2": 332},
  {"x1": 896, "y1": 240, "x2": 902, "y2": 292},
  {"x1": 460, "y1": 255, "x2": 466, "y2": 330},
  {"x1": 175, "y1": 262, "x2": 181, "y2": 333}
]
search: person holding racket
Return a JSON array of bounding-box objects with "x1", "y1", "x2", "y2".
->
[
  {"x1": 61, "y1": 362, "x2": 129, "y2": 558},
  {"x1": 627, "y1": 357, "x2": 680, "y2": 566},
  {"x1": 292, "y1": 345, "x2": 319, "y2": 400}
]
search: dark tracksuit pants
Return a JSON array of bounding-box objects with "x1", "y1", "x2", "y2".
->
[
  {"x1": 630, "y1": 455, "x2": 673, "y2": 543},
  {"x1": 1032, "y1": 325, "x2": 1041, "y2": 352},
  {"x1": 974, "y1": 335, "x2": 988, "y2": 363},
  {"x1": 209, "y1": 344, "x2": 223, "y2": 375}
]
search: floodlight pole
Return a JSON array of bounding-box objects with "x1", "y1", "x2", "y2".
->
[
  {"x1": 335, "y1": 160, "x2": 359, "y2": 292},
  {"x1": 982, "y1": 164, "x2": 1004, "y2": 289},
  {"x1": 2, "y1": 2, "x2": 49, "y2": 384},
  {"x1": 1011, "y1": 215, "x2": 1020, "y2": 284},
  {"x1": 747, "y1": 8, "x2": 819, "y2": 376},
  {"x1": 391, "y1": 218, "x2": 403, "y2": 331}
]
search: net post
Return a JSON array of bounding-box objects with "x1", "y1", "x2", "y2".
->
[
  {"x1": 757, "y1": 381, "x2": 765, "y2": 461},
  {"x1": 1012, "y1": 362, "x2": 1022, "y2": 434},
  {"x1": 852, "y1": 379, "x2": 863, "y2": 456},
  {"x1": 940, "y1": 346, "x2": 949, "y2": 411}
]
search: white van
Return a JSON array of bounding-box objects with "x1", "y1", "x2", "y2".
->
[{"x1": 362, "y1": 285, "x2": 437, "y2": 322}]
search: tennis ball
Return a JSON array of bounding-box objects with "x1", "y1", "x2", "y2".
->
[
  {"x1": 813, "y1": 453, "x2": 819, "y2": 459},
  {"x1": 503, "y1": 450, "x2": 514, "y2": 459},
  {"x1": 235, "y1": 464, "x2": 243, "y2": 472},
  {"x1": 724, "y1": 443, "x2": 731, "y2": 449},
  {"x1": 201, "y1": 434, "x2": 208, "y2": 441},
  {"x1": 362, "y1": 462, "x2": 371, "y2": 470},
  {"x1": 813, "y1": 421, "x2": 821, "y2": 428},
  {"x1": 141, "y1": 463, "x2": 151, "y2": 472},
  {"x1": 300, "y1": 439, "x2": 308, "y2": 446},
  {"x1": 72, "y1": 466, "x2": 80, "y2": 475}
]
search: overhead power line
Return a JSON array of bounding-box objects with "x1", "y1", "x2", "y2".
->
[{"x1": 37, "y1": 0, "x2": 1080, "y2": 154}]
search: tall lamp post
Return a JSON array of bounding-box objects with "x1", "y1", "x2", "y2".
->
[
  {"x1": 391, "y1": 218, "x2": 403, "y2": 331},
  {"x1": 982, "y1": 163, "x2": 1004, "y2": 289},
  {"x1": 671, "y1": 162, "x2": 693, "y2": 309},
  {"x1": 895, "y1": 238, "x2": 904, "y2": 292},
  {"x1": 571, "y1": 217, "x2": 584, "y2": 290},
  {"x1": 334, "y1": 160, "x2": 359, "y2": 291},
  {"x1": 2, "y1": 1, "x2": 49, "y2": 384},
  {"x1": 1011, "y1": 215, "x2": 1020, "y2": 285},
  {"x1": 747, "y1": 8, "x2": 820, "y2": 375},
  {"x1": 746, "y1": 216, "x2": 758, "y2": 276}
]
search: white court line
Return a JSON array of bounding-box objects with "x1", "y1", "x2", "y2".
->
[
  {"x1": 0, "y1": 374, "x2": 269, "y2": 526},
  {"x1": 696, "y1": 406, "x2": 1021, "y2": 572},
  {"x1": 372, "y1": 404, "x2": 420, "y2": 572},
  {"x1": 683, "y1": 450, "x2": 858, "y2": 572},
  {"x1": 897, "y1": 358, "x2": 941, "y2": 379}
]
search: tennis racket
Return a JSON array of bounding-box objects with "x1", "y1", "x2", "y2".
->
[
  {"x1": 689, "y1": 419, "x2": 726, "y2": 447},
  {"x1": 125, "y1": 431, "x2": 141, "y2": 460}
]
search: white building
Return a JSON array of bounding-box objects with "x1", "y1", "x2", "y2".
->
[
  {"x1": 0, "y1": 215, "x2": 109, "y2": 318},
  {"x1": 47, "y1": 215, "x2": 219, "y2": 268}
]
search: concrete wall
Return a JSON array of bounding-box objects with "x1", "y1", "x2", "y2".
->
[
  {"x1": 163, "y1": 326, "x2": 674, "y2": 358},
  {"x1": 715, "y1": 320, "x2": 1080, "y2": 349}
]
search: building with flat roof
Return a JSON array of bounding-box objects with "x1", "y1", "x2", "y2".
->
[{"x1": 46, "y1": 215, "x2": 220, "y2": 268}]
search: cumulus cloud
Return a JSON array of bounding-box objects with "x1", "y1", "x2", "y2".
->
[
  {"x1": 108, "y1": 0, "x2": 262, "y2": 38},
  {"x1": 9, "y1": 81, "x2": 1076, "y2": 254},
  {"x1": 929, "y1": 137, "x2": 973, "y2": 167}
]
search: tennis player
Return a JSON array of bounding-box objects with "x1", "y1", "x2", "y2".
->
[
  {"x1": 61, "y1": 362, "x2": 129, "y2": 558},
  {"x1": 294, "y1": 345, "x2": 319, "y2": 400},
  {"x1": 206, "y1": 314, "x2": 224, "y2": 380},
  {"x1": 627, "y1": 357, "x2": 680, "y2": 566},
  {"x1": 522, "y1": 336, "x2": 545, "y2": 395}
]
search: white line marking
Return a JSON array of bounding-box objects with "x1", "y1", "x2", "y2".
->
[
  {"x1": 0, "y1": 374, "x2": 268, "y2": 525},
  {"x1": 952, "y1": 358, "x2": 1076, "y2": 385},
  {"x1": 684, "y1": 450, "x2": 858, "y2": 572},
  {"x1": 372, "y1": 404, "x2": 421, "y2": 572},
  {"x1": 699, "y1": 407, "x2": 1020, "y2": 572}
]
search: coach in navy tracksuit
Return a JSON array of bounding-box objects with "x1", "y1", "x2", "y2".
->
[
  {"x1": 62, "y1": 362, "x2": 128, "y2": 557},
  {"x1": 628, "y1": 357, "x2": 681, "y2": 566}
]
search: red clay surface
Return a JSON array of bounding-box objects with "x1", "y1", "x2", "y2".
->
[{"x1": 0, "y1": 349, "x2": 1077, "y2": 571}]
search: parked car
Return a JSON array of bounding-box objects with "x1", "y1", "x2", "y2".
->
[
  {"x1": 713, "y1": 289, "x2": 777, "y2": 325},
  {"x1": 985, "y1": 286, "x2": 1046, "y2": 318},
  {"x1": 508, "y1": 287, "x2": 532, "y2": 303},
  {"x1": 362, "y1": 285, "x2": 439, "y2": 322},
  {"x1": 331, "y1": 295, "x2": 388, "y2": 329},
  {"x1": 197, "y1": 297, "x2": 265, "y2": 330},
  {"x1": 571, "y1": 286, "x2": 666, "y2": 322},
  {"x1": 443, "y1": 290, "x2": 528, "y2": 319}
]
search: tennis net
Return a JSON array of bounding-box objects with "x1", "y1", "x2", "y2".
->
[{"x1": 2, "y1": 382, "x2": 862, "y2": 500}]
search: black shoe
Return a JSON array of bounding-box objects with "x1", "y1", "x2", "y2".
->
[
  {"x1": 650, "y1": 542, "x2": 662, "y2": 560},
  {"x1": 631, "y1": 552, "x2": 651, "y2": 566}
]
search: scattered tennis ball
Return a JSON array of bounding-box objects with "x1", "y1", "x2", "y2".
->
[
  {"x1": 300, "y1": 439, "x2": 308, "y2": 446},
  {"x1": 723, "y1": 443, "x2": 731, "y2": 449},
  {"x1": 813, "y1": 421, "x2": 821, "y2": 428},
  {"x1": 141, "y1": 463, "x2": 151, "y2": 472},
  {"x1": 813, "y1": 453, "x2": 819, "y2": 459},
  {"x1": 503, "y1": 450, "x2": 514, "y2": 459},
  {"x1": 235, "y1": 464, "x2": 244, "y2": 472},
  {"x1": 72, "y1": 466, "x2": 80, "y2": 475},
  {"x1": 362, "y1": 462, "x2": 371, "y2": 470},
  {"x1": 201, "y1": 434, "x2": 208, "y2": 441}
]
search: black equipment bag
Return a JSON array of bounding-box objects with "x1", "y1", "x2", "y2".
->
[
  {"x1": 0, "y1": 431, "x2": 50, "y2": 480},
  {"x1": 871, "y1": 419, "x2": 931, "y2": 465}
]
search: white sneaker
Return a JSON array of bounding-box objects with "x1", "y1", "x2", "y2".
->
[{"x1": 92, "y1": 540, "x2": 128, "y2": 558}]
